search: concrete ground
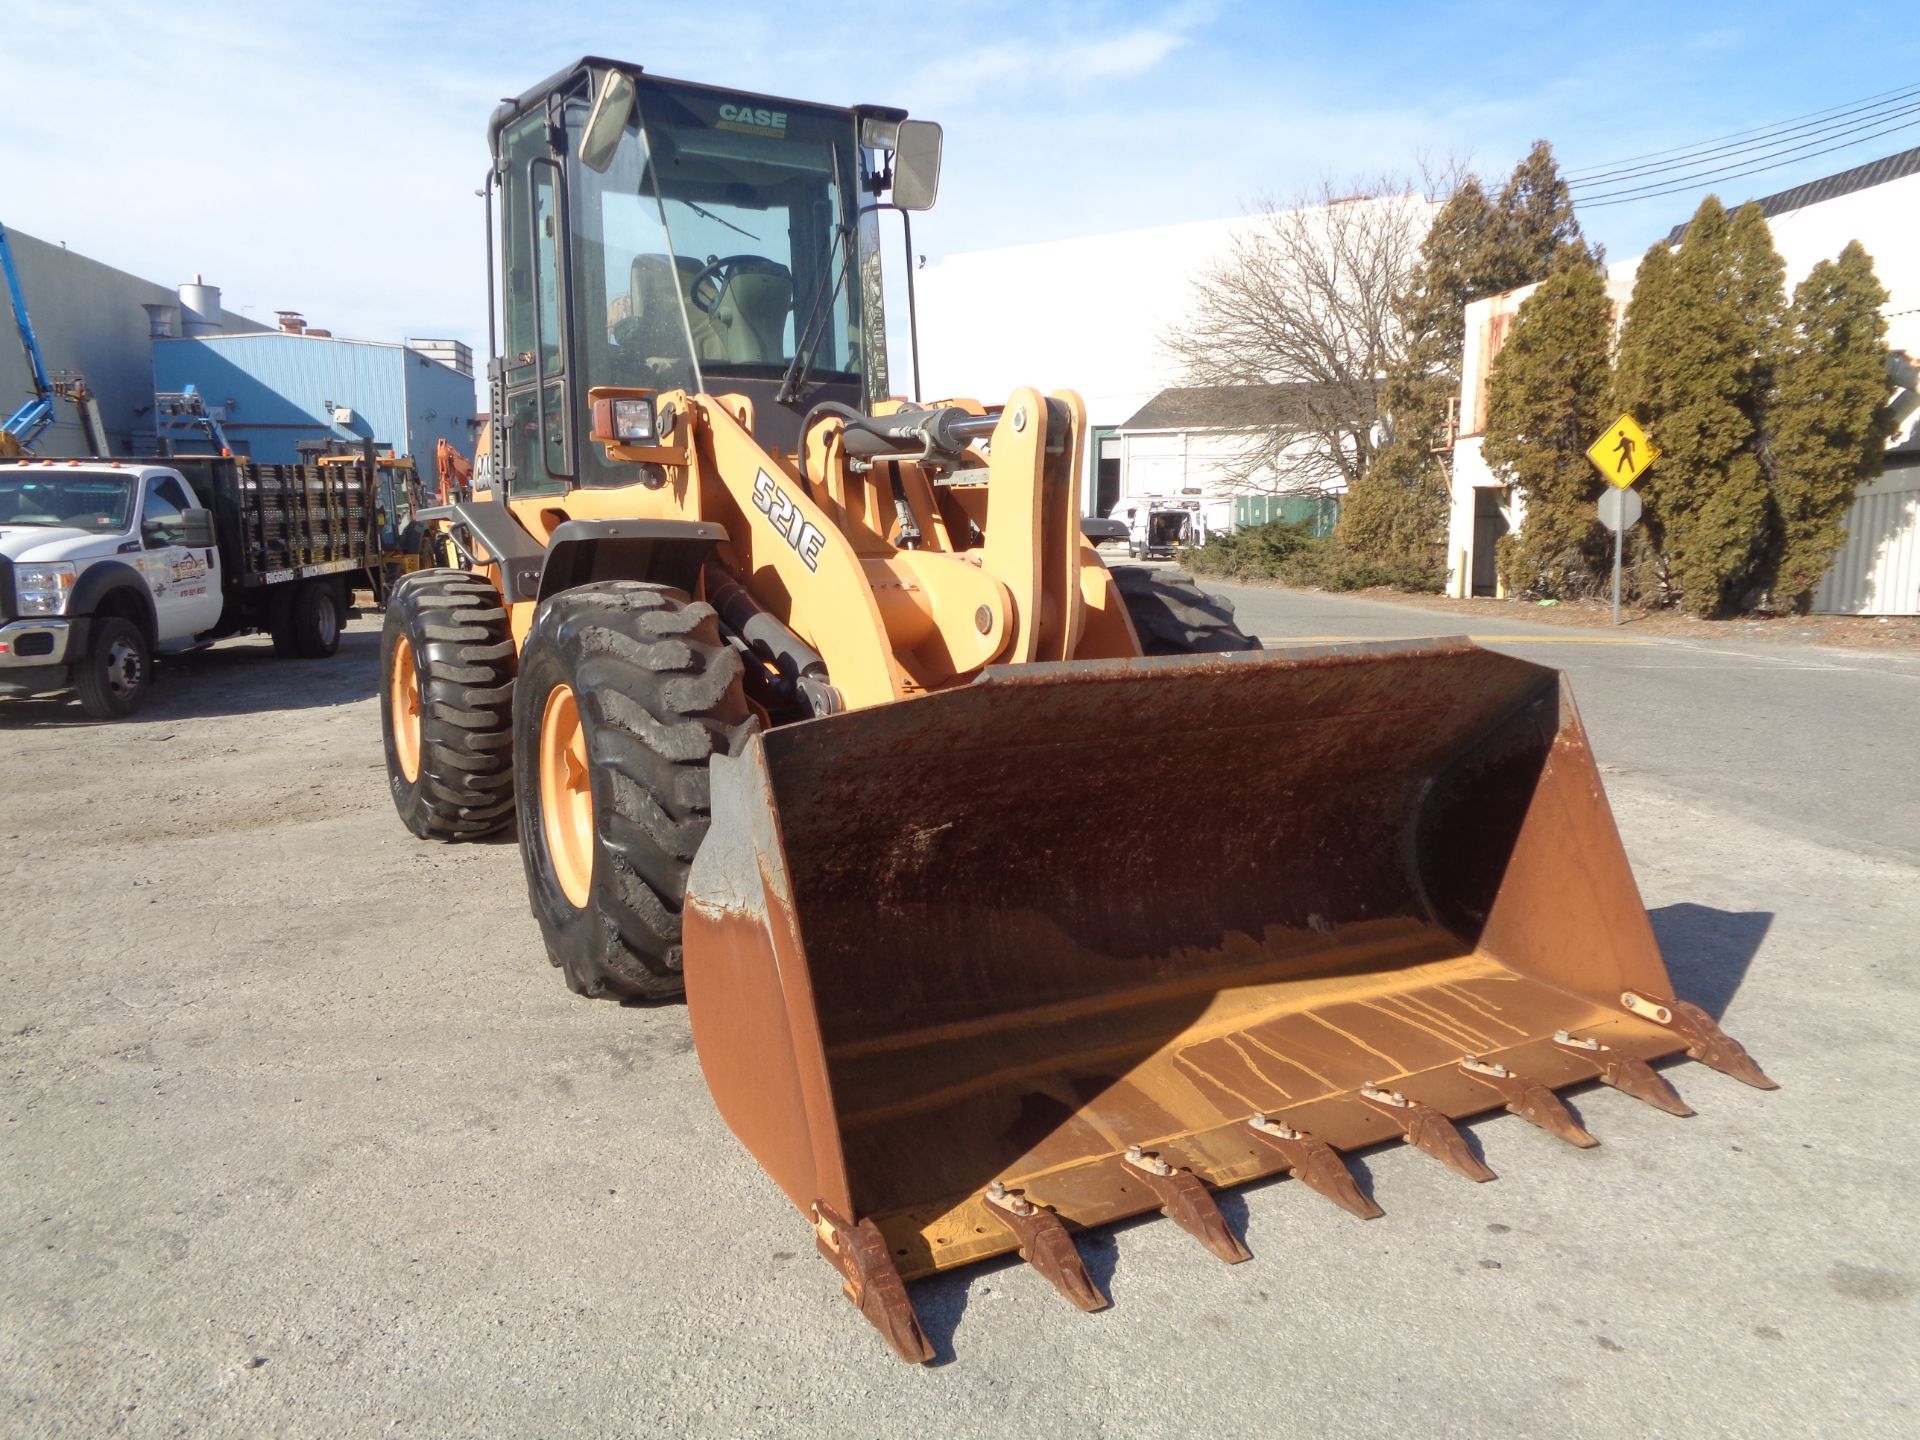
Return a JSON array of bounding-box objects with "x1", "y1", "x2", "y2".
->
[{"x1": 2, "y1": 586, "x2": 1917, "y2": 1438}]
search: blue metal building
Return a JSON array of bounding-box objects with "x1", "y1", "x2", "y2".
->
[{"x1": 152, "y1": 332, "x2": 477, "y2": 465}]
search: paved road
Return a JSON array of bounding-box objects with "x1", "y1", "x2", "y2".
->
[
  {"x1": 2, "y1": 591, "x2": 1917, "y2": 1438},
  {"x1": 1213, "y1": 580, "x2": 1920, "y2": 864}
]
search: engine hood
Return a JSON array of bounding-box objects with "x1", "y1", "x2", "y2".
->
[{"x1": 0, "y1": 526, "x2": 125, "y2": 563}]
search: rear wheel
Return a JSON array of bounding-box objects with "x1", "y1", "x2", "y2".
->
[
  {"x1": 380, "y1": 569, "x2": 516, "y2": 839},
  {"x1": 513, "y1": 581, "x2": 754, "y2": 1002},
  {"x1": 289, "y1": 579, "x2": 343, "y2": 658},
  {"x1": 75, "y1": 617, "x2": 150, "y2": 720},
  {"x1": 1111, "y1": 565, "x2": 1261, "y2": 655}
]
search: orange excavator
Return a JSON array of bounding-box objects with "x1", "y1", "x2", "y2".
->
[{"x1": 377, "y1": 58, "x2": 1774, "y2": 1362}]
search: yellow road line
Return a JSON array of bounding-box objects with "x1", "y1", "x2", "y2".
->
[{"x1": 1257, "y1": 634, "x2": 1646, "y2": 645}]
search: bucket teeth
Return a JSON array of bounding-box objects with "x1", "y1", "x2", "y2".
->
[
  {"x1": 1359, "y1": 1084, "x2": 1497, "y2": 1182},
  {"x1": 1622, "y1": 993, "x2": 1778, "y2": 1090},
  {"x1": 811, "y1": 1202, "x2": 933, "y2": 1364},
  {"x1": 985, "y1": 1183, "x2": 1109, "y2": 1312},
  {"x1": 1122, "y1": 1145, "x2": 1251, "y2": 1263},
  {"x1": 1554, "y1": 1030, "x2": 1694, "y2": 1116},
  {"x1": 1459, "y1": 1056, "x2": 1599, "y2": 1148},
  {"x1": 1245, "y1": 1115, "x2": 1384, "y2": 1219}
]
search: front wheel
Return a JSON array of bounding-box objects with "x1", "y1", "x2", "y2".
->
[
  {"x1": 513, "y1": 581, "x2": 754, "y2": 1002},
  {"x1": 1110, "y1": 565, "x2": 1261, "y2": 655},
  {"x1": 74, "y1": 617, "x2": 151, "y2": 720},
  {"x1": 380, "y1": 569, "x2": 517, "y2": 839}
]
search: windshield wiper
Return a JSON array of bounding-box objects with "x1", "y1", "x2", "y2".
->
[
  {"x1": 775, "y1": 143, "x2": 855, "y2": 406},
  {"x1": 684, "y1": 200, "x2": 760, "y2": 243},
  {"x1": 775, "y1": 221, "x2": 851, "y2": 405}
]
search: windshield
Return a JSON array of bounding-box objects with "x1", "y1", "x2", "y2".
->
[
  {"x1": 573, "y1": 79, "x2": 862, "y2": 392},
  {"x1": 0, "y1": 473, "x2": 136, "y2": 531}
]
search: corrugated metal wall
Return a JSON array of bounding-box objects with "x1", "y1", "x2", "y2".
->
[
  {"x1": 154, "y1": 335, "x2": 477, "y2": 465},
  {"x1": 0, "y1": 227, "x2": 265, "y2": 456},
  {"x1": 1814, "y1": 463, "x2": 1920, "y2": 616}
]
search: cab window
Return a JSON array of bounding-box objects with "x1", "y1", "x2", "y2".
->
[{"x1": 141, "y1": 476, "x2": 192, "y2": 547}]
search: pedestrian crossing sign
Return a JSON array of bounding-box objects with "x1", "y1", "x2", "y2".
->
[{"x1": 1587, "y1": 413, "x2": 1658, "y2": 488}]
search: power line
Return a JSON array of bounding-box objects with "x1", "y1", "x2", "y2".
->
[
  {"x1": 1568, "y1": 85, "x2": 1920, "y2": 188},
  {"x1": 1564, "y1": 80, "x2": 1920, "y2": 180},
  {"x1": 1574, "y1": 112, "x2": 1920, "y2": 208},
  {"x1": 1573, "y1": 100, "x2": 1920, "y2": 201}
]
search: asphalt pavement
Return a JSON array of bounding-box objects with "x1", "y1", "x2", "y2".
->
[{"x1": 2, "y1": 587, "x2": 1917, "y2": 1438}]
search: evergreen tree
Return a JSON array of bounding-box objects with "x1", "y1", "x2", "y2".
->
[
  {"x1": 1340, "y1": 143, "x2": 1588, "y2": 582},
  {"x1": 1613, "y1": 197, "x2": 1785, "y2": 616},
  {"x1": 1482, "y1": 253, "x2": 1615, "y2": 596},
  {"x1": 1768, "y1": 241, "x2": 1893, "y2": 611},
  {"x1": 1484, "y1": 139, "x2": 1592, "y2": 288}
]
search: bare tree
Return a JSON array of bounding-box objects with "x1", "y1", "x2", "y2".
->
[{"x1": 1162, "y1": 181, "x2": 1436, "y2": 493}]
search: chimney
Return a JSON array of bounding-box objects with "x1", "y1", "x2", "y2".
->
[
  {"x1": 276, "y1": 310, "x2": 307, "y2": 335},
  {"x1": 178, "y1": 277, "x2": 223, "y2": 336}
]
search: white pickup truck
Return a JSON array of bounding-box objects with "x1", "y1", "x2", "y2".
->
[{"x1": 0, "y1": 456, "x2": 380, "y2": 718}]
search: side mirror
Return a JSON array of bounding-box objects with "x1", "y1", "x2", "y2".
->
[
  {"x1": 180, "y1": 508, "x2": 215, "y2": 548},
  {"x1": 579, "y1": 69, "x2": 637, "y2": 175},
  {"x1": 892, "y1": 120, "x2": 943, "y2": 211}
]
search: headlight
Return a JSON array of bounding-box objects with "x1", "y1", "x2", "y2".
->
[{"x1": 16, "y1": 563, "x2": 77, "y2": 616}]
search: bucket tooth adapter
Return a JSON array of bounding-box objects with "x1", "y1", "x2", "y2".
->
[{"x1": 383, "y1": 56, "x2": 1776, "y2": 1363}]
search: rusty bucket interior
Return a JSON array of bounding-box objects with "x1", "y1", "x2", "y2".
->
[{"x1": 684, "y1": 639, "x2": 1697, "y2": 1282}]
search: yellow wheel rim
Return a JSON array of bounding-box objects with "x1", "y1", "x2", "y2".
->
[
  {"x1": 540, "y1": 683, "x2": 595, "y2": 909},
  {"x1": 391, "y1": 635, "x2": 422, "y2": 783}
]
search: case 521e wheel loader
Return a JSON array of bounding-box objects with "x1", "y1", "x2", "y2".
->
[{"x1": 379, "y1": 58, "x2": 1774, "y2": 1363}]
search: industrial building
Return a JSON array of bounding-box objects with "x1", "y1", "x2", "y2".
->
[
  {"x1": 1447, "y1": 146, "x2": 1920, "y2": 615},
  {"x1": 0, "y1": 227, "x2": 265, "y2": 455},
  {"x1": 153, "y1": 320, "x2": 477, "y2": 466},
  {"x1": 916, "y1": 197, "x2": 1434, "y2": 522},
  {"x1": 2, "y1": 221, "x2": 478, "y2": 467}
]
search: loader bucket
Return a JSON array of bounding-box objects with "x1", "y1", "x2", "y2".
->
[{"x1": 683, "y1": 639, "x2": 1766, "y2": 1353}]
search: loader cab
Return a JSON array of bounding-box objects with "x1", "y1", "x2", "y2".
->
[{"x1": 489, "y1": 59, "x2": 937, "y2": 496}]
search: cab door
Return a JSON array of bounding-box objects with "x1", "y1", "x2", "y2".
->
[{"x1": 138, "y1": 474, "x2": 224, "y2": 641}]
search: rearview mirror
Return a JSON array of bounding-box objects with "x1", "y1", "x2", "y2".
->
[
  {"x1": 892, "y1": 120, "x2": 943, "y2": 211},
  {"x1": 579, "y1": 69, "x2": 636, "y2": 175},
  {"x1": 179, "y1": 507, "x2": 215, "y2": 549}
]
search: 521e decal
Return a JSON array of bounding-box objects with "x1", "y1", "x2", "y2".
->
[{"x1": 751, "y1": 469, "x2": 827, "y2": 571}]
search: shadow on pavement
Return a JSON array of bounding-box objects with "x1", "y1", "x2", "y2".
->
[
  {"x1": 0, "y1": 628, "x2": 381, "y2": 728},
  {"x1": 1648, "y1": 903, "x2": 1774, "y2": 1019}
]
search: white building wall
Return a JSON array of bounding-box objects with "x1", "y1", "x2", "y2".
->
[
  {"x1": 1114, "y1": 428, "x2": 1340, "y2": 516},
  {"x1": 917, "y1": 197, "x2": 1438, "y2": 431}
]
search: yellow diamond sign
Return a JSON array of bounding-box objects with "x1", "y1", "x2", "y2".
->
[{"x1": 1587, "y1": 413, "x2": 1658, "y2": 489}]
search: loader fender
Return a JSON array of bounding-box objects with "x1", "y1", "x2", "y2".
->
[{"x1": 536, "y1": 518, "x2": 729, "y2": 602}]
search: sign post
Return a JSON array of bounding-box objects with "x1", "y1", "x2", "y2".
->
[{"x1": 1586, "y1": 414, "x2": 1657, "y2": 627}]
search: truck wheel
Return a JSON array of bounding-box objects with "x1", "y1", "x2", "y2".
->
[
  {"x1": 513, "y1": 581, "x2": 754, "y2": 1002},
  {"x1": 381, "y1": 569, "x2": 516, "y2": 840},
  {"x1": 290, "y1": 579, "x2": 343, "y2": 658},
  {"x1": 75, "y1": 617, "x2": 151, "y2": 720},
  {"x1": 1111, "y1": 565, "x2": 1262, "y2": 655}
]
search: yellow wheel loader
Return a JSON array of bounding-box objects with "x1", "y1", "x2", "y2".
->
[{"x1": 379, "y1": 58, "x2": 1774, "y2": 1363}]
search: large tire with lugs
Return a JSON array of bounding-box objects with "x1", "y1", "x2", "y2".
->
[
  {"x1": 513, "y1": 581, "x2": 755, "y2": 1002},
  {"x1": 1110, "y1": 565, "x2": 1262, "y2": 655},
  {"x1": 381, "y1": 569, "x2": 517, "y2": 840}
]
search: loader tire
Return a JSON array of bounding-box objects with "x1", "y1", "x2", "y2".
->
[
  {"x1": 513, "y1": 582, "x2": 755, "y2": 1002},
  {"x1": 380, "y1": 568, "x2": 517, "y2": 840},
  {"x1": 1110, "y1": 565, "x2": 1261, "y2": 655}
]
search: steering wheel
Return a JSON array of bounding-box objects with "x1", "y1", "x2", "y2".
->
[{"x1": 687, "y1": 253, "x2": 769, "y2": 315}]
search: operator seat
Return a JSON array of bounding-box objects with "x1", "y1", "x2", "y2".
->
[
  {"x1": 628, "y1": 254, "x2": 723, "y2": 372},
  {"x1": 709, "y1": 258, "x2": 794, "y2": 364}
]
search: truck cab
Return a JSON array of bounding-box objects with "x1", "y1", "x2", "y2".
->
[{"x1": 0, "y1": 460, "x2": 224, "y2": 717}]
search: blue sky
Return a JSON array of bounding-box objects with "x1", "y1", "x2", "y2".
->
[{"x1": 3, "y1": 1, "x2": 1913, "y2": 367}]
